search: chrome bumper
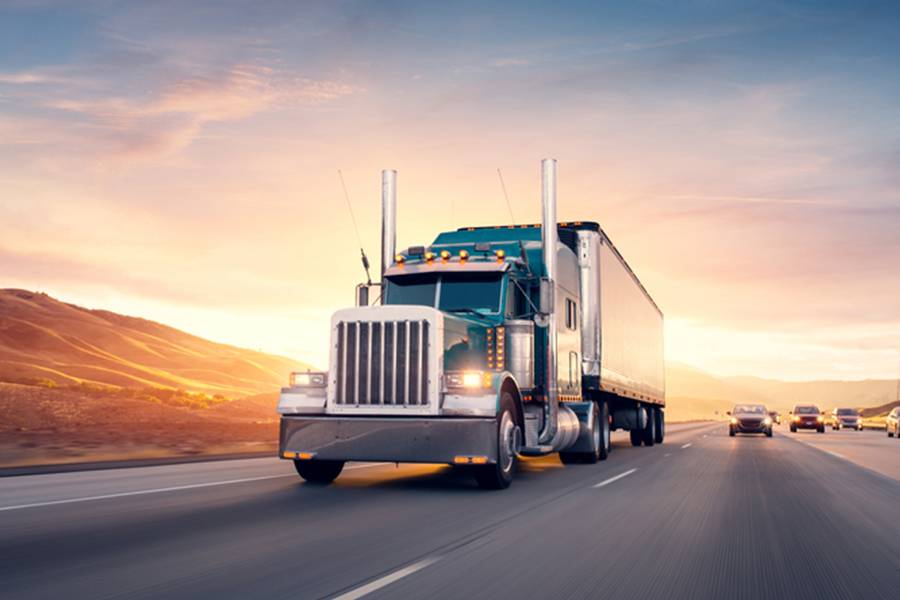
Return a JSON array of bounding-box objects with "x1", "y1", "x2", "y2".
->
[{"x1": 279, "y1": 416, "x2": 498, "y2": 464}]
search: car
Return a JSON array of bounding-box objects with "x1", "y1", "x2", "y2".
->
[
  {"x1": 729, "y1": 404, "x2": 773, "y2": 437},
  {"x1": 829, "y1": 407, "x2": 863, "y2": 431},
  {"x1": 887, "y1": 407, "x2": 900, "y2": 438},
  {"x1": 768, "y1": 410, "x2": 781, "y2": 425},
  {"x1": 790, "y1": 405, "x2": 825, "y2": 433}
]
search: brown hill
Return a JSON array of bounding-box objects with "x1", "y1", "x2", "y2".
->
[{"x1": 0, "y1": 289, "x2": 306, "y2": 397}]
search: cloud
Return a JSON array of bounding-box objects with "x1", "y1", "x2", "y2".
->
[{"x1": 38, "y1": 63, "x2": 360, "y2": 159}]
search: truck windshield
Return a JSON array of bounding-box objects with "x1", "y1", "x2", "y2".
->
[{"x1": 385, "y1": 273, "x2": 503, "y2": 313}]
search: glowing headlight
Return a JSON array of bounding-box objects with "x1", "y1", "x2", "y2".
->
[
  {"x1": 730, "y1": 417, "x2": 738, "y2": 425},
  {"x1": 764, "y1": 417, "x2": 772, "y2": 425},
  {"x1": 290, "y1": 372, "x2": 327, "y2": 387},
  {"x1": 817, "y1": 415, "x2": 824, "y2": 422},
  {"x1": 446, "y1": 371, "x2": 491, "y2": 389}
]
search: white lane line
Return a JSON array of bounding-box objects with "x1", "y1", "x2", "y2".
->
[
  {"x1": 592, "y1": 468, "x2": 637, "y2": 488},
  {"x1": 332, "y1": 556, "x2": 441, "y2": 600},
  {"x1": 681, "y1": 443, "x2": 692, "y2": 449},
  {"x1": 0, "y1": 462, "x2": 389, "y2": 512},
  {"x1": 826, "y1": 450, "x2": 847, "y2": 460},
  {"x1": 664, "y1": 453, "x2": 671, "y2": 457}
]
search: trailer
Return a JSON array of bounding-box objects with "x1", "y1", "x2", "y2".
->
[{"x1": 278, "y1": 159, "x2": 665, "y2": 489}]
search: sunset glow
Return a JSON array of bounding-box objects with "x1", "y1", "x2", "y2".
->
[{"x1": 2, "y1": 1, "x2": 899, "y2": 380}]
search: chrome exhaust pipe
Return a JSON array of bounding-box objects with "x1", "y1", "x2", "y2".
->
[
  {"x1": 538, "y1": 158, "x2": 559, "y2": 445},
  {"x1": 380, "y1": 169, "x2": 398, "y2": 296}
]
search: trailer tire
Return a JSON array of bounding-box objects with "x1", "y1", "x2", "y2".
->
[
  {"x1": 474, "y1": 393, "x2": 519, "y2": 490},
  {"x1": 654, "y1": 407, "x2": 665, "y2": 444},
  {"x1": 294, "y1": 460, "x2": 344, "y2": 484},
  {"x1": 642, "y1": 408, "x2": 656, "y2": 447},
  {"x1": 630, "y1": 430, "x2": 642, "y2": 447}
]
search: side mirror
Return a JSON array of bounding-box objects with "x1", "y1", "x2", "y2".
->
[
  {"x1": 539, "y1": 278, "x2": 555, "y2": 315},
  {"x1": 726, "y1": 411, "x2": 731, "y2": 416},
  {"x1": 356, "y1": 284, "x2": 370, "y2": 307}
]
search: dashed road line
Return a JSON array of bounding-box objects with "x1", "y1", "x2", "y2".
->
[
  {"x1": 592, "y1": 468, "x2": 637, "y2": 488},
  {"x1": 0, "y1": 462, "x2": 389, "y2": 512},
  {"x1": 331, "y1": 556, "x2": 441, "y2": 600},
  {"x1": 681, "y1": 443, "x2": 692, "y2": 449}
]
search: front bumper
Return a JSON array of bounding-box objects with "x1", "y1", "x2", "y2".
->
[
  {"x1": 734, "y1": 422, "x2": 768, "y2": 433},
  {"x1": 793, "y1": 420, "x2": 821, "y2": 429},
  {"x1": 279, "y1": 416, "x2": 498, "y2": 464}
]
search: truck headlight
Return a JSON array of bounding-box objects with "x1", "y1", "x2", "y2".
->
[
  {"x1": 446, "y1": 371, "x2": 491, "y2": 389},
  {"x1": 290, "y1": 371, "x2": 327, "y2": 387}
]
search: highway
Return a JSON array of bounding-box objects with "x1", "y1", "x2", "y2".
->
[{"x1": 1, "y1": 422, "x2": 898, "y2": 600}]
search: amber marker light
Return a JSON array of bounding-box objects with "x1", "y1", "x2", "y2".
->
[
  {"x1": 495, "y1": 249, "x2": 506, "y2": 262},
  {"x1": 459, "y1": 249, "x2": 469, "y2": 262},
  {"x1": 297, "y1": 452, "x2": 316, "y2": 460},
  {"x1": 425, "y1": 251, "x2": 436, "y2": 263},
  {"x1": 440, "y1": 250, "x2": 451, "y2": 262},
  {"x1": 395, "y1": 254, "x2": 405, "y2": 266}
]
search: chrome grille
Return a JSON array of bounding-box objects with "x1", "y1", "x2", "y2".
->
[{"x1": 335, "y1": 320, "x2": 429, "y2": 406}]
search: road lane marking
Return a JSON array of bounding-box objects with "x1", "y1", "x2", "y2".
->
[
  {"x1": 681, "y1": 443, "x2": 692, "y2": 449},
  {"x1": 664, "y1": 453, "x2": 671, "y2": 457},
  {"x1": 0, "y1": 462, "x2": 389, "y2": 512},
  {"x1": 592, "y1": 468, "x2": 637, "y2": 488},
  {"x1": 826, "y1": 450, "x2": 847, "y2": 460},
  {"x1": 332, "y1": 556, "x2": 441, "y2": 600}
]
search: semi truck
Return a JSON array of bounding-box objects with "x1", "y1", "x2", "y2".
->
[{"x1": 278, "y1": 159, "x2": 665, "y2": 489}]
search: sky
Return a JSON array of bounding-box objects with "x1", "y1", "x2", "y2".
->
[{"x1": 1, "y1": 0, "x2": 899, "y2": 381}]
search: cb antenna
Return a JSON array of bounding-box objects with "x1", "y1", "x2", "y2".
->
[
  {"x1": 497, "y1": 168, "x2": 516, "y2": 223},
  {"x1": 338, "y1": 169, "x2": 372, "y2": 285}
]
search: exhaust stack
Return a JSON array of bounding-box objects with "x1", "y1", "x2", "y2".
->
[
  {"x1": 380, "y1": 169, "x2": 398, "y2": 290},
  {"x1": 538, "y1": 158, "x2": 559, "y2": 445}
]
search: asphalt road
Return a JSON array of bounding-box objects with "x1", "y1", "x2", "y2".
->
[{"x1": 1, "y1": 422, "x2": 898, "y2": 600}]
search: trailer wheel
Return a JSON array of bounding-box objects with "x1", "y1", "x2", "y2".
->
[
  {"x1": 653, "y1": 408, "x2": 665, "y2": 444},
  {"x1": 294, "y1": 460, "x2": 344, "y2": 484},
  {"x1": 630, "y1": 430, "x2": 642, "y2": 447},
  {"x1": 474, "y1": 393, "x2": 519, "y2": 490},
  {"x1": 641, "y1": 408, "x2": 656, "y2": 447}
]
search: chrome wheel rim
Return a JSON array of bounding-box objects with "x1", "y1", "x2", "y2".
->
[{"x1": 498, "y1": 411, "x2": 517, "y2": 474}]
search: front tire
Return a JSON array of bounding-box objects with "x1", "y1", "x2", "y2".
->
[
  {"x1": 790, "y1": 425, "x2": 797, "y2": 433},
  {"x1": 817, "y1": 426, "x2": 825, "y2": 433},
  {"x1": 474, "y1": 393, "x2": 519, "y2": 490},
  {"x1": 294, "y1": 459, "x2": 344, "y2": 484},
  {"x1": 766, "y1": 428, "x2": 773, "y2": 438},
  {"x1": 729, "y1": 428, "x2": 736, "y2": 437}
]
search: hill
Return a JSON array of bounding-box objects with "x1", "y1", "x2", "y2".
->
[{"x1": 0, "y1": 289, "x2": 306, "y2": 397}]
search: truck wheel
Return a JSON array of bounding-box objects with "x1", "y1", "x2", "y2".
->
[
  {"x1": 654, "y1": 408, "x2": 665, "y2": 444},
  {"x1": 474, "y1": 394, "x2": 519, "y2": 490},
  {"x1": 630, "y1": 430, "x2": 642, "y2": 447},
  {"x1": 641, "y1": 408, "x2": 656, "y2": 447},
  {"x1": 599, "y1": 401, "x2": 611, "y2": 460},
  {"x1": 294, "y1": 460, "x2": 344, "y2": 484},
  {"x1": 888, "y1": 430, "x2": 894, "y2": 438}
]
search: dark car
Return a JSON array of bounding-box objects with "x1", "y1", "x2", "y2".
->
[
  {"x1": 790, "y1": 405, "x2": 825, "y2": 433},
  {"x1": 829, "y1": 407, "x2": 863, "y2": 431},
  {"x1": 729, "y1": 404, "x2": 773, "y2": 437},
  {"x1": 887, "y1": 408, "x2": 900, "y2": 438}
]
